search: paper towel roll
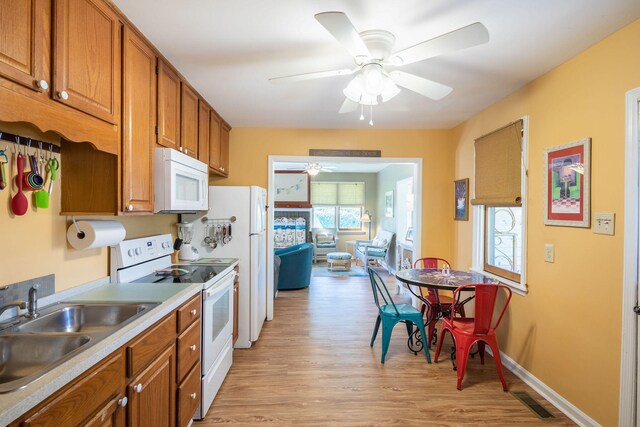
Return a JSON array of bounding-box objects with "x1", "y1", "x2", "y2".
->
[{"x1": 67, "y1": 220, "x2": 126, "y2": 250}]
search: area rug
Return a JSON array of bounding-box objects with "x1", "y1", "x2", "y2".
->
[{"x1": 312, "y1": 262, "x2": 368, "y2": 277}]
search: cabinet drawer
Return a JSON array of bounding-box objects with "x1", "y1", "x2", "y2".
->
[
  {"x1": 127, "y1": 313, "x2": 176, "y2": 377},
  {"x1": 177, "y1": 294, "x2": 201, "y2": 334},
  {"x1": 177, "y1": 318, "x2": 201, "y2": 382},
  {"x1": 22, "y1": 350, "x2": 125, "y2": 427},
  {"x1": 177, "y1": 362, "x2": 201, "y2": 427}
]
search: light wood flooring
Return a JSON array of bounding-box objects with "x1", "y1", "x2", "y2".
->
[{"x1": 199, "y1": 269, "x2": 575, "y2": 426}]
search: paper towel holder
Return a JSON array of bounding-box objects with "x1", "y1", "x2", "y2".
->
[{"x1": 71, "y1": 217, "x2": 86, "y2": 240}]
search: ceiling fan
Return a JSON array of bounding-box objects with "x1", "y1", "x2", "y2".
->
[
  {"x1": 288, "y1": 163, "x2": 336, "y2": 176},
  {"x1": 270, "y1": 12, "x2": 490, "y2": 116}
]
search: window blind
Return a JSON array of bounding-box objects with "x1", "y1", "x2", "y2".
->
[
  {"x1": 311, "y1": 182, "x2": 365, "y2": 205},
  {"x1": 471, "y1": 120, "x2": 523, "y2": 206}
]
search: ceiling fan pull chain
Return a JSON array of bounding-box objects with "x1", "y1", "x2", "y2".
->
[
  {"x1": 359, "y1": 103, "x2": 364, "y2": 121},
  {"x1": 369, "y1": 105, "x2": 374, "y2": 126}
]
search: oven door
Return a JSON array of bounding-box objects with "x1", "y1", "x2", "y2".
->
[{"x1": 202, "y1": 270, "x2": 235, "y2": 373}]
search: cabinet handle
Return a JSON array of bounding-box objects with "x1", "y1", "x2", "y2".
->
[
  {"x1": 190, "y1": 393, "x2": 197, "y2": 400},
  {"x1": 190, "y1": 309, "x2": 197, "y2": 316},
  {"x1": 118, "y1": 396, "x2": 128, "y2": 407},
  {"x1": 135, "y1": 383, "x2": 142, "y2": 393},
  {"x1": 57, "y1": 90, "x2": 69, "y2": 100},
  {"x1": 185, "y1": 149, "x2": 188, "y2": 154},
  {"x1": 127, "y1": 204, "x2": 133, "y2": 211},
  {"x1": 190, "y1": 344, "x2": 197, "y2": 351},
  {"x1": 179, "y1": 147, "x2": 183, "y2": 152},
  {"x1": 35, "y1": 79, "x2": 49, "y2": 90}
]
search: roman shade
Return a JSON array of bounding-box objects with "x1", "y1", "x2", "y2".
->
[
  {"x1": 311, "y1": 182, "x2": 365, "y2": 205},
  {"x1": 471, "y1": 120, "x2": 523, "y2": 206}
]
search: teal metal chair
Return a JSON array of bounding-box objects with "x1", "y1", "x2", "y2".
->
[{"x1": 368, "y1": 267, "x2": 431, "y2": 364}]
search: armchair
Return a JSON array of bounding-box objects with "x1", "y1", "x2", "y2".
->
[
  {"x1": 274, "y1": 243, "x2": 313, "y2": 290},
  {"x1": 355, "y1": 230, "x2": 394, "y2": 269},
  {"x1": 312, "y1": 228, "x2": 338, "y2": 263}
]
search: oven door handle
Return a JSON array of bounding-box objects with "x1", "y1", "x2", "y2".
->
[{"x1": 204, "y1": 272, "x2": 235, "y2": 300}]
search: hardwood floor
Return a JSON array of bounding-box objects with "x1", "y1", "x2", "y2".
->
[{"x1": 199, "y1": 269, "x2": 575, "y2": 426}]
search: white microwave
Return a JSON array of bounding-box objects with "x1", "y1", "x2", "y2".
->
[{"x1": 154, "y1": 148, "x2": 209, "y2": 213}]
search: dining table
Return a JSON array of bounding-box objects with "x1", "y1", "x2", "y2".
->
[{"x1": 395, "y1": 268, "x2": 496, "y2": 361}]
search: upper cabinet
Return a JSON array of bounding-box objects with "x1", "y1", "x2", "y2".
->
[
  {"x1": 53, "y1": 0, "x2": 121, "y2": 124},
  {"x1": 122, "y1": 26, "x2": 156, "y2": 214},
  {"x1": 219, "y1": 122, "x2": 230, "y2": 176},
  {"x1": 208, "y1": 112, "x2": 222, "y2": 171},
  {"x1": 0, "y1": 0, "x2": 50, "y2": 94},
  {"x1": 157, "y1": 59, "x2": 181, "y2": 150},
  {"x1": 198, "y1": 100, "x2": 211, "y2": 166},
  {"x1": 180, "y1": 83, "x2": 199, "y2": 158}
]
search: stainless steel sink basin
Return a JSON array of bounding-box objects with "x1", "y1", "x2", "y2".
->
[
  {"x1": 0, "y1": 301, "x2": 159, "y2": 393},
  {"x1": 0, "y1": 334, "x2": 91, "y2": 392},
  {"x1": 13, "y1": 303, "x2": 157, "y2": 334}
]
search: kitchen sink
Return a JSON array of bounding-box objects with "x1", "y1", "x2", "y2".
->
[
  {"x1": 0, "y1": 334, "x2": 91, "y2": 392},
  {"x1": 13, "y1": 303, "x2": 157, "y2": 334},
  {"x1": 0, "y1": 301, "x2": 159, "y2": 393}
]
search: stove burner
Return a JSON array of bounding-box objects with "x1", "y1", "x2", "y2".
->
[{"x1": 155, "y1": 268, "x2": 190, "y2": 277}]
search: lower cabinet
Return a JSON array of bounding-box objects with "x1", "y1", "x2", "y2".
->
[{"x1": 13, "y1": 294, "x2": 202, "y2": 427}]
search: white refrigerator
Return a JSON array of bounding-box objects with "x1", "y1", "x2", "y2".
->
[{"x1": 185, "y1": 186, "x2": 267, "y2": 348}]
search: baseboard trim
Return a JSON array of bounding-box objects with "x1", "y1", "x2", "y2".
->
[{"x1": 486, "y1": 348, "x2": 600, "y2": 427}]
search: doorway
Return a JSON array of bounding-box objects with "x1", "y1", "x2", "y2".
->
[{"x1": 266, "y1": 156, "x2": 423, "y2": 318}]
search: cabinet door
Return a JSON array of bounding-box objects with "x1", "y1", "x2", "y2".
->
[
  {"x1": 128, "y1": 345, "x2": 176, "y2": 427},
  {"x1": 157, "y1": 60, "x2": 181, "y2": 150},
  {"x1": 53, "y1": 0, "x2": 120, "y2": 123},
  {"x1": 198, "y1": 100, "x2": 211, "y2": 166},
  {"x1": 180, "y1": 83, "x2": 198, "y2": 158},
  {"x1": 219, "y1": 122, "x2": 230, "y2": 176},
  {"x1": 0, "y1": 0, "x2": 50, "y2": 93},
  {"x1": 83, "y1": 394, "x2": 127, "y2": 427},
  {"x1": 208, "y1": 112, "x2": 221, "y2": 170},
  {"x1": 122, "y1": 26, "x2": 156, "y2": 214}
]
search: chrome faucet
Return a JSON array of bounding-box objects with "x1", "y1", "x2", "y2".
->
[
  {"x1": 25, "y1": 285, "x2": 39, "y2": 319},
  {"x1": 0, "y1": 301, "x2": 27, "y2": 320}
]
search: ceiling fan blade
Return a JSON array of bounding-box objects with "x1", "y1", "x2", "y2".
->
[
  {"x1": 270, "y1": 68, "x2": 355, "y2": 83},
  {"x1": 339, "y1": 98, "x2": 360, "y2": 114},
  {"x1": 389, "y1": 71, "x2": 452, "y2": 100},
  {"x1": 389, "y1": 22, "x2": 489, "y2": 66},
  {"x1": 315, "y1": 12, "x2": 370, "y2": 59}
]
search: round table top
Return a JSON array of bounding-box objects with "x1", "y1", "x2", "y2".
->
[{"x1": 395, "y1": 268, "x2": 496, "y2": 291}]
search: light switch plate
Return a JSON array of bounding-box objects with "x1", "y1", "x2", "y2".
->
[
  {"x1": 544, "y1": 244, "x2": 554, "y2": 263},
  {"x1": 593, "y1": 212, "x2": 615, "y2": 235}
]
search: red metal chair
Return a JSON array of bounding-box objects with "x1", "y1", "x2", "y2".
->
[
  {"x1": 413, "y1": 257, "x2": 465, "y2": 347},
  {"x1": 434, "y1": 284, "x2": 512, "y2": 391}
]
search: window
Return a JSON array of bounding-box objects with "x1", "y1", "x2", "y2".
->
[
  {"x1": 472, "y1": 118, "x2": 527, "y2": 292},
  {"x1": 311, "y1": 182, "x2": 366, "y2": 231}
]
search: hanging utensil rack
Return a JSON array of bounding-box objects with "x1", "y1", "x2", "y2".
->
[
  {"x1": 200, "y1": 216, "x2": 237, "y2": 224},
  {"x1": 0, "y1": 131, "x2": 60, "y2": 154},
  {"x1": 200, "y1": 216, "x2": 236, "y2": 249}
]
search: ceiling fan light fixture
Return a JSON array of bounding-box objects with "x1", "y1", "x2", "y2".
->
[
  {"x1": 381, "y1": 78, "x2": 401, "y2": 102},
  {"x1": 306, "y1": 168, "x2": 320, "y2": 176},
  {"x1": 360, "y1": 93, "x2": 378, "y2": 105},
  {"x1": 343, "y1": 75, "x2": 364, "y2": 102},
  {"x1": 362, "y1": 64, "x2": 384, "y2": 96}
]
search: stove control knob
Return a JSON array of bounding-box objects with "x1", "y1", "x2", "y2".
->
[
  {"x1": 128, "y1": 249, "x2": 135, "y2": 257},
  {"x1": 162, "y1": 241, "x2": 170, "y2": 249},
  {"x1": 135, "y1": 248, "x2": 142, "y2": 256}
]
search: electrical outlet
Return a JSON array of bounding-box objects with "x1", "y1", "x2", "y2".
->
[
  {"x1": 593, "y1": 212, "x2": 615, "y2": 235},
  {"x1": 544, "y1": 244, "x2": 554, "y2": 263}
]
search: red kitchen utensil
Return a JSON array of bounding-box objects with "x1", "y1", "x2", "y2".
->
[{"x1": 11, "y1": 153, "x2": 28, "y2": 216}]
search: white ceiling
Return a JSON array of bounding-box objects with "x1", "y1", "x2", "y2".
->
[
  {"x1": 112, "y1": 0, "x2": 640, "y2": 129},
  {"x1": 273, "y1": 161, "x2": 398, "y2": 173}
]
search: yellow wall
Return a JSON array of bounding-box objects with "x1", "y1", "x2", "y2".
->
[
  {"x1": 215, "y1": 128, "x2": 456, "y2": 260},
  {"x1": 0, "y1": 123, "x2": 177, "y2": 291},
  {"x1": 451, "y1": 18, "x2": 640, "y2": 426}
]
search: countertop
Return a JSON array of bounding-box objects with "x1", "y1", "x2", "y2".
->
[{"x1": 0, "y1": 281, "x2": 202, "y2": 426}]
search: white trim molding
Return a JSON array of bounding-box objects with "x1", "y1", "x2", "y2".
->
[
  {"x1": 620, "y1": 87, "x2": 640, "y2": 427},
  {"x1": 485, "y1": 349, "x2": 600, "y2": 426}
]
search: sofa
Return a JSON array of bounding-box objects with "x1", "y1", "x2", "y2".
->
[
  {"x1": 355, "y1": 230, "x2": 395, "y2": 270},
  {"x1": 274, "y1": 243, "x2": 313, "y2": 290}
]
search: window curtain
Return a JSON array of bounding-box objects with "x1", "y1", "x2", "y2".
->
[
  {"x1": 471, "y1": 120, "x2": 523, "y2": 206},
  {"x1": 311, "y1": 182, "x2": 365, "y2": 205}
]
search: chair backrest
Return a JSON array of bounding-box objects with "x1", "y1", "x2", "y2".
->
[
  {"x1": 371, "y1": 230, "x2": 394, "y2": 251},
  {"x1": 414, "y1": 257, "x2": 451, "y2": 269},
  {"x1": 451, "y1": 284, "x2": 512, "y2": 334},
  {"x1": 367, "y1": 267, "x2": 400, "y2": 316},
  {"x1": 313, "y1": 228, "x2": 336, "y2": 243}
]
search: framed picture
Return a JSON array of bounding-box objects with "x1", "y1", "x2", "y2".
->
[
  {"x1": 543, "y1": 138, "x2": 591, "y2": 227},
  {"x1": 385, "y1": 191, "x2": 394, "y2": 217},
  {"x1": 405, "y1": 227, "x2": 414, "y2": 242},
  {"x1": 454, "y1": 178, "x2": 469, "y2": 221},
  {"x1": 274, "y1": 171, "x2": 311, "y2": 208}
]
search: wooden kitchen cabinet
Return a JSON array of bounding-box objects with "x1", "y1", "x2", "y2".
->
[
  {"x1": 198, "y1": 100, "x2": 211, "y2": 166},
  {"x1": 83, "y1": 393, "x2": 127, "y2": 427},
  {"x1": 121, "y1": 26, "x2": 156, "y2": 214},
  {"x1": 128, "y1": 345, "x2": 176, "y2": 427},
  {"x1": 219, "y1": 122, "x2": 231, "y2": 176},
  {"x1": 208, "y1": 111, "x2": 222, "y2": 171},
  {"x1": 0, "y1": 0, "x2": 50, "y2": 94},
  {"x1": 157, "y1": 59, "x2": 181, "y2": 151},
  {"x1": 180, "y1": 83, "x2": 199, "y2": 158},
  {"x1": 53, "y1": 0, "x2": 121, "y2": 124}
]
